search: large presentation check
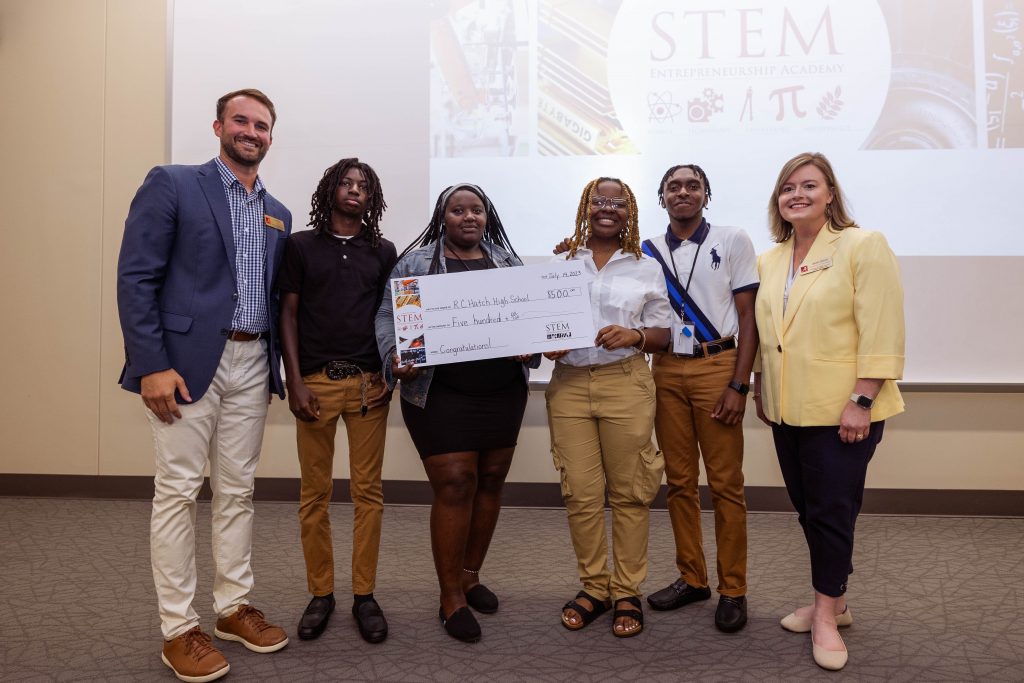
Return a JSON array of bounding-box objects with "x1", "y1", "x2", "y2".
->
[{"x1": 390, "y1": 261, "x2": 595, "y2": 366}]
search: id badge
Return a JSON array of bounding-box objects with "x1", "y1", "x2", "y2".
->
[{"x1": 671, "y1": 319, "x2": 695, "y2": 354}]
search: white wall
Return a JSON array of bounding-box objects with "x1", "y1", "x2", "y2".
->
[{"x1": 0, "y1": 0, "x2": 1021, "y2": 494}]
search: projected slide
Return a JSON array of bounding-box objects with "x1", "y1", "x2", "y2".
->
[
  {"x1": 169, "y1": 0, "x2": 1024, "y2": 258},
  {"x1": 428, "y1": 0, "x2": 1024, "y2": 256},
  {"x1": 170, "y1": 0, "x2": 1024, "y2": 381}
]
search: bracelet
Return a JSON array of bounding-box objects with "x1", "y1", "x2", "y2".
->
[
  {"x1": 752, "y1": 393, "x2": 761, "y2": 399},
  {"x1": 632, "y1": 327, "x2": 646, "y2": 351}
]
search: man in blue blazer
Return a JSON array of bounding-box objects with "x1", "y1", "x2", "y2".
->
[{"x1": 117, "y1": 88, "x2": 291, "y2": 683}]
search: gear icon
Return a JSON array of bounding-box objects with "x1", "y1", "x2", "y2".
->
[{"x1": 700, "y1": 88, "x2": 725, "y2": 113}]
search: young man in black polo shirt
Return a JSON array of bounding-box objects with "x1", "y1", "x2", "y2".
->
[{"x1": 278, "y1": 158, "x2": 397, "y2": 643}]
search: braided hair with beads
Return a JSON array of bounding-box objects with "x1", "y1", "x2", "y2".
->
[
  {"x1": 566, "y1": 177, "x2": 643, "y2": 260},
  {"x1": 308, "y1": 158, "x2": 387, "y2": 246}
]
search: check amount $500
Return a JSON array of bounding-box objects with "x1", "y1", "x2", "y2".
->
[{"x1": 547, "y1": 287, "x2": 583, "y2": 299}]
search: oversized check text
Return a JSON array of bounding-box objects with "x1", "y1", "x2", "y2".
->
[{"x1": 390, "y1": 261, "x2": 595, "y2": 366}]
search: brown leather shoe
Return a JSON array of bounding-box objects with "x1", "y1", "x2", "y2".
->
[
  {"x1": 161, "y1": 626, "x2": 229, "y2": 683},
  {"x1": 214, "y1": 604, "x2": 289, "y2": 653}
]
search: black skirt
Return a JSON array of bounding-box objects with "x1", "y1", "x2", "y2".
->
[{"x1": 401, "y1": 357, "x2": 528, "y2": 458}]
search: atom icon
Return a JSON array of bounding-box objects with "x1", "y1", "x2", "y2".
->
[{"x1": 648, "y1": 91, "x2": 682, "y2": 123}]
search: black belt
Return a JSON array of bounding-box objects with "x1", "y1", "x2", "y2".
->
[
  {"x1": 223, "y1": 329, "x2": 267, "y2": 342},
  {"x1": 324, "y1": 361, "x2": 374, "y2": 416},
  {"x1": 672, "y1": 336, "x2": 736, "y2": 359},
  {"x1": 325, "y1": 360, "x2": 364, "y2": 380}
]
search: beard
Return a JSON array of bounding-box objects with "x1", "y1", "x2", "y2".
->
[{"x1": 221, "y1": 136, "x2": 268, "y2": 168}]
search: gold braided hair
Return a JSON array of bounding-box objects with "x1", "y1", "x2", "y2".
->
[{"x1": 567, "y1": 177, "x2": 642, "y2": 259}]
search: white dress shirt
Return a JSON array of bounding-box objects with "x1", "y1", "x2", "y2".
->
[{"x1": 556, "y1": 247, "x2": 674, "y2": 367}]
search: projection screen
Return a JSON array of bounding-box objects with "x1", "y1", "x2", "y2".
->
[{"x1": 170, "y1": 0, "x2": 1024, "y2": 383}]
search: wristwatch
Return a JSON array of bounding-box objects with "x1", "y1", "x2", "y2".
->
[
  {"x1": 850, "y1": 393, "x2": 874, "y2": 409},
  {"x1": 728, "y1": 380, "x2": 750, "y2": 396}
]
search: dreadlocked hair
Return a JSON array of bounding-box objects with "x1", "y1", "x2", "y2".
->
[
  {"x1": 398, "y1": 183, "x2": 520, "y2": 274},
  {"x1": 567, "y1": 177, "x2": 642, "y2": 260},
  {"x1": 657, "y1": 164, "x2": 712, "y2": 207},
  {"x1": 307, "y1": 158, "x2": 387, "y2": 246}
]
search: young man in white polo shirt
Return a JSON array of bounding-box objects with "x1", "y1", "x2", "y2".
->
[{"x1": 643, "y1": 165, "x2": 759, "y2": 632}]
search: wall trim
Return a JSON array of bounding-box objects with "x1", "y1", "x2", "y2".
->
[
  {"x1": 0, "y1": 475, "x2": 1020, "y2": 516},
  {"x1": 528, "y1": 380, "x2": 1024, "y2": 393}
]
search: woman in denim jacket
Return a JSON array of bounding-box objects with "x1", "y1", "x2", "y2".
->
[{"x1": 374, "y1": 183, "x2": 538, "y2": 643}]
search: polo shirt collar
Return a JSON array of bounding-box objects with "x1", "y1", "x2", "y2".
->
[
  {"x1": 321, "y1": 224, "x2": 369, "y2": 246},
  {"x1": 665, "y1": 218, "x2": 709, "y2": 251},
  {"x1": 214, "y1": 157, "x2": 265, "y2": 195}
]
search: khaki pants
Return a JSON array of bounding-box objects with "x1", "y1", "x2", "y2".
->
[
  {"x1": 148, "y1": 339, "x2": 269, "y2": 639},
  {"x1": 545, "y1": 354, "x2": 664, "y2": 600},
  {"x1": 652, "y1": 350, "x2": 747, "y2": 597},
  {"x1": 296, "y1": 371, "x2": 388, "y2": 596}
]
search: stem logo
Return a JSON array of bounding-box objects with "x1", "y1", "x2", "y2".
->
[{"x1": 607, "y1": 0, "x2": 891, "y2": 153}]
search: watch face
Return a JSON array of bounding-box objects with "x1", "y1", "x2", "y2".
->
[{"x1": 857, "y1": 395, "x2": 873, "y2": 408}]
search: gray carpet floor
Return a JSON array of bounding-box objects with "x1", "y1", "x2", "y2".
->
[{"x1": 1, "y1": 497, "x2": 1021, "y2": 681}]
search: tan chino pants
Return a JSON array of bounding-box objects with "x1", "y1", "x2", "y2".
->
[
  {"x1": 148, "y1": 339, "x2": 269, "y2": 639},
  {"x1": 546, "y1": 354, "x2": 664, "y2": 600},
  {"x1": 296, "y1": 371, "x2": 388, "y2": 596},
  {"x1": 652, "y1": 349, "x2": 747, "y2": 597}
]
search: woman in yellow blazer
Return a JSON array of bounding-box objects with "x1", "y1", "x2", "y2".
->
[{"x1": 753, "y1": 153, "x2": 904, "y2": 671}]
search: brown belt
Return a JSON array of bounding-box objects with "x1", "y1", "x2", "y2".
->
[
  {"x1": 224, "y1": 330, "x2": 267, "y2": 342},
  {"x1": 672, "y1": 336, "x2": 736, "y2": 359}
]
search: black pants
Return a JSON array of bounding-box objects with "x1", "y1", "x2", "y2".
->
[{"x1": 771, "y1": 420, "x2": 885, "y2": 597}]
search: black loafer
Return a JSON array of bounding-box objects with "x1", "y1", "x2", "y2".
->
[
  {"x1": 646, "y1": 579, "x2": 712, "y2": 611},
  {"x1": 465, "y1": 584, "x2": 499, "y2": 614},
  {"x1": 298, "y1": 594, "x2": 335, "y2": 640},
  {"x1": 715, "y1": 595, "x2": 748, "y2": 633},
  {"x1": 439, "y1": 606, "x2": 481, "y2": 643},
  {"x1": 353, "y1": 599, "x2": 389, "y2": 644}
]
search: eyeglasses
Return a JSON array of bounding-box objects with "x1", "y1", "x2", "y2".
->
[{"x1": 591, "y1": 195, "x2": 628, "y2": 210}]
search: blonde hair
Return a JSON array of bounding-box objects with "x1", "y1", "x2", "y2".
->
[
  {"x1": 568, "y1": 177, "x2": 642, "y2": 259},
  {"x1": 767, "y1": 152, "x2": 857, "y2": 243}
]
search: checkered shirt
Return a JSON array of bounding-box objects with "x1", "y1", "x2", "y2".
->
[{"x1": 215, "y1": 157, "x2": 269, "y2": 333}]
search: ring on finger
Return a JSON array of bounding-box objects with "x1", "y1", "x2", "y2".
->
[{"x1": 856, "y1": 433, "x2": 865, "y2": 440}]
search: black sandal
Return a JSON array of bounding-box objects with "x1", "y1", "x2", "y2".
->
[
  {"x1": 561, "y1": 590, "x2": 611, "y2": 631},
  {"x1": 612, "y1": 596, "x2": 644, "y2": 638},
  {"x1": 439, "y1": 605, "x2": 481, "y2": 643},
  {"x1": 465, "y1": 584, "x2": 499, "y2": 614}
]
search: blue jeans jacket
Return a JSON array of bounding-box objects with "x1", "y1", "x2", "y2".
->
[{"x1": 373, "y1": 242, "x2": 540, "y2": 408}]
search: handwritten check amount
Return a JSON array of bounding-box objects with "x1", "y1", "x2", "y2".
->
[{"x1": 390, "y1": 261, "x2": 596, "y2": 366}]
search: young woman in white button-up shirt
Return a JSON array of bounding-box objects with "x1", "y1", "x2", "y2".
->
[{"x1": 545, "y1": 177, "x2": 673, "y2": 638}]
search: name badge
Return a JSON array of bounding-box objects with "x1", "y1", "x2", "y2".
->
[
  {"x1": 264, "y1": 215, "x2": 285, "y2": 231},
  {"x1": 799, "y1": 257, "x2": 832, "y2": 275},
  {"x1": 671, "y1": 319, "x2": 695, "y2": 354}
]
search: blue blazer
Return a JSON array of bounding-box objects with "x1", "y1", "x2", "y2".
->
[{"x1": 117, "y1": 158, "x2": 291, "y2": 402}]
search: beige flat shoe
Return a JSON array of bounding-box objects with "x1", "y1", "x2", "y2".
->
[
  {"x1": 812, "y1": 630, "x2": 848, "y2": 671},
  {"x1": 780, "y1": 606, "x2": 852, "y2": 633}
]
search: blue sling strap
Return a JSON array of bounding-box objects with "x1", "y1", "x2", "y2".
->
[{"x1": 641, "y1": 239, "x2": 722, "y2": 343}]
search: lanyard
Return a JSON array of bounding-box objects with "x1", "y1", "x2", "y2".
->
[{"x1": 669, "y1": 229, "x2": 703, "y2": 319}]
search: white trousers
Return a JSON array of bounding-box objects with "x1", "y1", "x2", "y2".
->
[{"x1": 146, "y1": 339, "x2": 269, "y2": 639}]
